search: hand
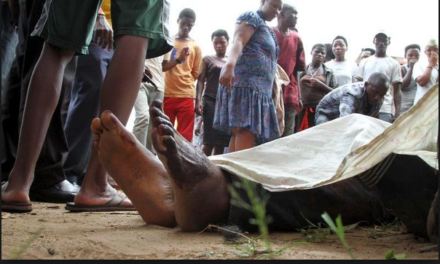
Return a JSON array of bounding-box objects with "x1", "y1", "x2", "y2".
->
[
  {"x1": 195, "y1": 100, "x2": 203, "y2": 116},
  {"x1": 93, "y1": 14, "x2": 113, "y2": 50},
  {"x1": 144, "y1": 66, "x2": 152, "y2": 79},
  {"x1": 428, "y1": 51, "x2": 438, "y2": 67},
  {"x1": 219, "y1": 65, "x2": 235, "y2": 92},
  {"x1": 309, "y1": 78, "x2": 323, "y2": 88},
  {"x1": 178, "y1": 46, "x2": 191, "y2": 62},
  {"x1": 408, "y1": 59, "x2": 417, "y2": 68}
]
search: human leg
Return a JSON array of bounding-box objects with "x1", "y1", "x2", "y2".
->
[
  {"x1": 63, "y1": 43, "x2": 113, "y2": 184},
  {"x1": 281, "y1": 104, "x2": 296, "y2": 137},
  {"x1": 2, "y1": 43, "x2": 75, "y2": 205},
  {"x1": 150, "y1": 100, "x2": 231, "y2": 231},
  {"x1": 74, "y1": 35, "x2": 148, "y2": 207},
  {"x1": 231, "y1": 128, "x2": 255, "y2": 152},
  {"x1": 90, "y1": 110, "x2": 176, "y2": 227}
]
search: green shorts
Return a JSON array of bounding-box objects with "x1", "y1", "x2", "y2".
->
[{"x1": 32, "y1": 0, "x2": 172, "y2": 58}]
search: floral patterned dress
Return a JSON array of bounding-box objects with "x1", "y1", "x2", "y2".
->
[{"x1": 213, "y1": 11, "x2": 280, "y2": 144}]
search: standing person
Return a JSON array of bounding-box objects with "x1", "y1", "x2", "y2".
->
[
  {"x1": 1, "y1": 0, "x2": 173, "y2": 213},
  {"x1": 1, "y1": 0, "x2": 79, "y2": 204},
  {"x1": 324, "y1": 43, "x2": 334, "y2": 63},
  {"x1": 195, "y1": 29, "x2": 231, "y2": 156},
  {"x1": 162, "y1": 8, "x2": 202, "y2": 143},
  {"x1": 133, "y1": 54, "x2": 167, "y2": 152},
  {"x1": 412, "y1": 39, "x2": 438, "y2": 105},
  {"x1": 272, "y1": 3, "x2": 306, "y2": 137},
  {"x1": 214, "y1": 0, "x2": 283, "y2": 152},
  {"x1": 298, "y1": 43, "x2": 338, "y2": 131},
  {"x1": 63, "y1": 3, "x2": 114, "y2": 185},
  {"x1": 325, "y1": 36, "x2": 358, "y2": 87},
  {"x1": 400, "y1": 44, "x2": 420, "y2": 114},
  {"x1": 356, "y1": 31, "x2": 402, "y2": 123}
]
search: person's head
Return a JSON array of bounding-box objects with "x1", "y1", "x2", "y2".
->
[
  {"x1": 177, "y1": 8, "x2": 196, "y2": 38},
  {"x1": 259, "y1": 0, "x2": 282, "y2": 22},
  {"x1": 404, "y1": 44, "x2": 421, "y2": 65},
  {"x1": 278, "y1": 4, "x2": 297, "y2": 29},
  {"x1": 361, "y1": 48, "x2": 375, "y2": 59},
  {"x1": 424, "y1": 39, "x2": 439, "y2": 58},
  {"x1": 211, "y1": 29, "x2": 229, "y2": 56},
  {"x1": 365, "y1": 72, "x2": 390, "y2": 104},
  {"x1": 373, "y1": 31, "x2": 390, "y2": 57},
  {"x1": 324, "y1": 43, "x2": 335, "y2": 62},
  {"x1": 311, "y1": 43, "x2": 326, "y2": 65},
  {"x1": 332, "y1": 36, "x2": 348, "y2": 61}
]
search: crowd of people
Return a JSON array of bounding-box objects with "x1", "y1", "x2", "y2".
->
[{"x1": 1, "y1": 0, "x2": 438, "y2": 243}]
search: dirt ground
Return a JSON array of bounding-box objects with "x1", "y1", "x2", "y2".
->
[{"x1": 1, "y1": 202, "x2": 438, "y2": 260}]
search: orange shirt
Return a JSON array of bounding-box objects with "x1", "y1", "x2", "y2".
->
[
  {"x1": 101, "y1": 0, "x2": 112, "y2": 26},
  {"x1": 164, "y1": 39, "x2": 202, "y2": 98}
]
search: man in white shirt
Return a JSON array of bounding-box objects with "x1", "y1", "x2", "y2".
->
[
  {"x1": 356, "y1": 31, "x2": 402, "y2": 123},
  {"x1": 412, "y1": 39, "x2": 438, "y2": 104}
]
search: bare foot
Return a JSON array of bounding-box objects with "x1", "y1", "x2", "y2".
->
[
  {"x1": 90, "y1": 110, "x2": 176, "y2": 227},
  {"x1": 150, "y1": 100, "x2": 231, "y2": 231}
]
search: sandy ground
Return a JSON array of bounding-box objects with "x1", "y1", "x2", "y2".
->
[{"x1": 1, "y1": 202, "x2": 438, "y2": 260}]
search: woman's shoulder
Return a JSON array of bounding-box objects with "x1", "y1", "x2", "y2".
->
[{"x1": 237, "y1": 11, "x2": 263, "y2": 27}]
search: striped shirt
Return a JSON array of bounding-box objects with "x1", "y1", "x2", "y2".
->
[{"x1": 315, "y1": 82, "x2": 383, "y2": 125}]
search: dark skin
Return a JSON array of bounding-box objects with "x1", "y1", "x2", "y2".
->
[
  {"x1": 218, "y1": 0, "x2": 282, "y2": 153},
  {"x1": 195, "y1": 35, "x2": 229, "y2": 156},
  {"x1": 162, "y1": 17, "x2": 194, "y2": 72},
  {"x1": 300, "y1": 46, "x2": 333, "y2": 94},
  {"x1": 357, "y1": 34, "x2": 402, "y2": 121},
  {"x1": 401, "y1": 48, "x2": 420, "y2": 91},
  {"x1": 415, "y1": 45, "x2": 439, "y2": 86},
  {"x1": 276, "y1": 7, "x2": 303, "y2": 110},
  {"x1": 365, "y1": 81, "x2": 388, "y2": 105}
]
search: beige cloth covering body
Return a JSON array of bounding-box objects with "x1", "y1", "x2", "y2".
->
[{"x1": 210, "y1": 84, "x2": 438, "y2": 192}]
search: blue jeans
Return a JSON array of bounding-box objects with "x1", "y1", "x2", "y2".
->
[{"x1": 1, "y1": 1, "x2": 19, "y2": 92}]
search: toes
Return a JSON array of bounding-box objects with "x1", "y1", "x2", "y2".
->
[
  {"x1": 100, "y1": 110, "x2": 124, "y2": 131},
  {"x1": 91, "y1": 117, "x2": 104, "y2": 134}
]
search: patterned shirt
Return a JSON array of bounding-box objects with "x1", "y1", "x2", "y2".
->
[{"x1": 315, "y1": 82, "x2": 383, "y2": 125}]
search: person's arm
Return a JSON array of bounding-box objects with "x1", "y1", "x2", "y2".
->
[
  {"x1": 195, "y1": 60, "x2": 207, "y2": 116},
  {"x1": 162, "y1": 46, "x2": 190, "y2": 72},
  {"x1": 355, "y1": 60, "x2": 365, "y2": 82},
  {"x1": 392, "y1": 82, "x2": 402, "y2": 120},
  {"x1": 191, "y1": 46, "x2": 203, "y2": 80},
  {"x1": 401, "y1": 65, "x2": 412, "y2": 90},
  {"x1": 415, "y1": 52, "x2": 438, "y2": 86},
  {"x1": 219, "y1": 21, "x2": 255, "y2": 91},
  {"x1": 93, "y1": 7, "x2": 113, "y2": 50}
]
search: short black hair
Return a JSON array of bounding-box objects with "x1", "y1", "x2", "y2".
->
[
  {"x1": 179, "y1": 8, "x2": 196, "y2": 21},
  {"x1": 362, "y1": 48, "x2": 376, "y2": 55},
  {"x1": 311, "y1": 43, "x2": 327, "y2": 53},
  {"x1": 333, "y1": 35, "x2": 348, "y2": 47},
  {"x1": 324, "y1": 43, "x2": 335, "y2": 59},
  {"x1": 281, "y1": 3, "x2": 297, "y2": 14},
  {"x1": 211, "y1": 29, "x2": 229, "y2": 42},
  {"x1": 404, "y1": 44, "x2": 421, "y2": 56},
  {"x1": 367, "y1": 72, "x2": 390, "y2": 90}
]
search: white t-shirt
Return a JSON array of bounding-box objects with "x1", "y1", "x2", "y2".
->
[
  {"x1": 412, "y1": 60, "x2": 438, "y2": 104},
  {"x1": 356, "y1": 56, "x2": 402, "y2": 114},
  {"x1": 325, "y1": 60, "x2": 358, "y2": 87},
  {"x1": 144, "y1": 53, "x2": 170, "y2": 92}
]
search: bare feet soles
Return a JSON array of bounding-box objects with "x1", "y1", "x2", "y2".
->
[
  {"x1": 150, "y1": 100, "x2": 231, "y2": 231},
  {"x1": 90, "y1": 110, "x2": 176, "y2": 227}
]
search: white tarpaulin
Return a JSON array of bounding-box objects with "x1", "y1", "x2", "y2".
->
[{"x1": 209, "y1": 84, "x2": 438, "y2": 192}]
